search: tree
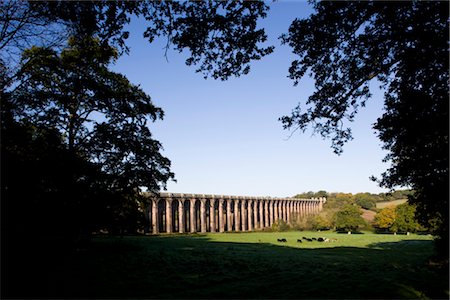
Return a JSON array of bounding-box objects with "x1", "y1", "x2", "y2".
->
[
  {"x1": 353, "y1": 193, "x2": 376, "y2": 210},
  {"x1": 334, "y1": 204, "x2": 366, "y2": 233},
  {"x1": 373, "y1": 206, "x2": 397, "y2": 233},
  {"x1": 280, "y1": 1, "x2": 448, "y2": 257},
  {"x1": 3, "y1": 1, "x2": 274, "y2": 79},
  {"x1": 0, "y1": 1, "x2": 67, "y2": 71},
  {"x1": 311, "y1": 213, "x2": 333, "y2": 231},
  {"x1": 13, "y1": 36, "x2": 174, "y2": 194},
  {"x1": 2, "y1": 0, "x2": 275, "y2": 235},
  {"x1": 392, "y1": 203, "x2": 422, "y2": 234}
]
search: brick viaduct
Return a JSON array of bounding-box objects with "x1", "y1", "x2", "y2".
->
[{"x1": 145, "y1": 192, "x2": 326, "y2": 234}]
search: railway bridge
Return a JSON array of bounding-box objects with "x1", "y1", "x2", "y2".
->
[{"x1": 145, "y1": 193, "x2": 326, "y2": 234}]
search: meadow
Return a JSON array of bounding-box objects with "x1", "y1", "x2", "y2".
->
[
  {"x1": 376, "y1": 199, "x2": 408, "y2": 209},
  {"x1": 7, "y1": 231, "x2": 448, "y2": 299}
]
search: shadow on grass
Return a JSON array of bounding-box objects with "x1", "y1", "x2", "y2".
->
[{"x1": 2, "y1": 234, "x2": 448, "y2": 299}]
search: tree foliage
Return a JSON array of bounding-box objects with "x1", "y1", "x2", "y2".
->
[
  {"x1": 373, "y1": 206, "x2": 396, "y2": 232},
  {"x1": 13, "y1": 36, "x2": 174, "y2": 192},
  {"x1": 5, "y1": 1, "x2": 273, "y2": 80},
  {"x1": 374, "y1": 203, "x2": 423, "y2": 234},
  {"x1": 391, "y1": 203, "x2": 422, "y2": 234},
  {"x1": 334, "y1": 204, "x2": 366, "y2": 231},
  {"x1": 281, "y1": 1, "x2": 448, "y2": 256},
  {"x1": 334, "y1": 204, "x2": 366, "y2": 233}
]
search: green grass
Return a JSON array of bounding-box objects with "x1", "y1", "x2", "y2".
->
[
  {"x1": 376, "y1": 199, "x2": 408, "y2": 208},
  {"x1": 7, "y1": 231, "x2": 449, "y2": 299}
]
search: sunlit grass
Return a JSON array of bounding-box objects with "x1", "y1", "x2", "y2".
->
[{"x1": 201, "y1": 230, "x2": 433, "y2": 249}]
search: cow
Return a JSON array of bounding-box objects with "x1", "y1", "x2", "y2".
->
[
  {"x1": 297, "y1": 239, "x2": 302, "y2": 243},
  {"x1": 311, "y1": 237, "x2": 317, "y2": 241},
  {"x1": 277, "y1": 238, "x2": 287, "y2": 242},
  {"x1": 305, "y1": 238, "x2": 313, "y2": 242}
]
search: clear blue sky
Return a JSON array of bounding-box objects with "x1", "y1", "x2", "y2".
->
[{"x1": 112, "y1": 1, "x2": 391, "y2": 197}]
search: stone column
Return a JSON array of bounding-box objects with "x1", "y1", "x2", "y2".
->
[
  {"x1": 178, "y1": 198, "x2": 185, "y2": 233},
  {"x1": 241, "y1": 198, "x2": 247, "y2": 231},
  {"x1": 268, "y1": 200, "x2": 273, "y2": 226},
  {"x1": 253, "y1": 199, "x2": 260, "y2": 230},
  {"x1": 234, "y1": 198, "x2": 240, "y2": 231},
  {"x1": 284, "y1": 200, "x2": 289, "y2": 223},
  {"x1": 263, "y1": 200, "x2": 270, "y2": 227},
  {"x1": 298, "y1": 201, "x2": 302, "y2": 218},
  {"x1": 200, "y1": 197, "x2": 206, "y2": 233},
  {"x1": 291, "y1": 201, "x2": 295, "y2": 219},
  {"x1": 274, "y1": 201, "x2": 279, "y2": 223},
  {"x1": 166, "y1": 197, "x2": 173, "y2": 233},
  {"x1": 152, "y1": 199, "x2": 159, "y2": 234},
  {"x1": 302, "y1": 201, "x2": 306, "y2": 217},
  {"x1": 190, "y1": 196, "x2": 196, "y2": 233},
  {"x1": 259, "y1": 200, "x2": 264, "y2": 229},
  {"x1": 209, "y1": 197, "x2": 216, "y2": 232},
  {"x1": 282, "y1": 200, "x2": 286, "y2": 222},
  {"x1": 218, "y1": 198, "x2": 225, "y2": 232},
  {"x1": 248, "y1": 199, "x2": 253, "y2": 231},
  {"x1": 226, "y1": 198, "x2": 232, "y2": 232},
  {"x1": 287, "y1": 201, "x2": 291, "y2": 224}
]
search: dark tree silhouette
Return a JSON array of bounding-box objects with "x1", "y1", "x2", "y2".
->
[
  {"x1": 280, "y1": 1, "x2": 448, "y2": 257},
  {"x1": 1, "y1": 0, "x2": 274, "y2": 236},
  {"x1": 12, "y1": 1, "x2": 274, "y2": 79},
  {"x1": 1, "y1": 2, "x2": 274, "y2": 296}
]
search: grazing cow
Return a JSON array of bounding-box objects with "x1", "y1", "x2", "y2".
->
[
  {"x1": 306, "y1": 238, "x2": 313, "y2": 242},
  {"x1": 318, "y1": 237, "x2": 325, "y2": 242},
  {"x1": 297, "y1": 239, "x2": 302, "y2": 243},
  {"x1": 302, "y1": 237, "x2": 308, "y2": 240},
  {"x1": 329, "y1": 238, "x2": 338, "y2": 242},
  {"x1": 277, "y1": 238, "x2": 287, "y2": 242},
  {"x1": 311, "y1": 237, "x2": 317, "y2": 241}
]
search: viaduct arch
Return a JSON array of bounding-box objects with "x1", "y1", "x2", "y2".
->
[{"x1": 145, "y1": 193, "x2": 326, "y2": 234}]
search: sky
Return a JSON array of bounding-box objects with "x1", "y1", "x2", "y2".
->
[{"x1": 112, "y1": 1, "x2": 391, "y2": 197}]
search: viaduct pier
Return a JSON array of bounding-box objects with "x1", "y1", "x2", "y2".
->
[{"x1": 145, "y1": 193, "x2": 326, "y2": 234}]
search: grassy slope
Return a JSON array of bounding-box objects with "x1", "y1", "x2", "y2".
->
[
  {"x1": 376, "y1": 199, "x2": 408, "y2": 209},
  {"x1": 15, "y1": 231, "x2": 446, "y2": 299}
]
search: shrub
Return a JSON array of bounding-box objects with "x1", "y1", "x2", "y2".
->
[{"x1": 271, "y1": 220, "x2": 290, "y2": 232}]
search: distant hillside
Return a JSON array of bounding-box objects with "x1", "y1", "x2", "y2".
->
[
  {"x1": 361, "y1": 209, "x2": 376, "y2": 223},
  {"x1": 376, "y1": 199, "x2": 408, "y2": 209}
]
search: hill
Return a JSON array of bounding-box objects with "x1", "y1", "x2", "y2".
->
[
  {"x1": 361, "y1": 209, "x2": 376, "y2": 223},
  {"x1": 376, "y1": 199, "x2": 408, "y2": 209}
]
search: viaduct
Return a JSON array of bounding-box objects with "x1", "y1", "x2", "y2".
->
[{"x1": 145, "y1": 192, "x2": 326, "y2": 234}]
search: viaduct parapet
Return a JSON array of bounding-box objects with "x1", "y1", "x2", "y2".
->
[{"x1": 144, "y1": 192, "x2": 326, "y2": 234}]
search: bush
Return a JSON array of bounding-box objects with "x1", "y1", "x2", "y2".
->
[
  {"x1": 271, "y1": 220, "x2": 290, "y2": 232},
  {"x1": 311, "y1": 213, "x2": 333, "y2": 231}
]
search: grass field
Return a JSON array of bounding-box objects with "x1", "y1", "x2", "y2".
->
[
  {"x1": 5, "y1": 231, "x2": 448, "y2": 299},
  {"x1": 376, "y1": 199, "x2": 408, "y2": 208}
]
